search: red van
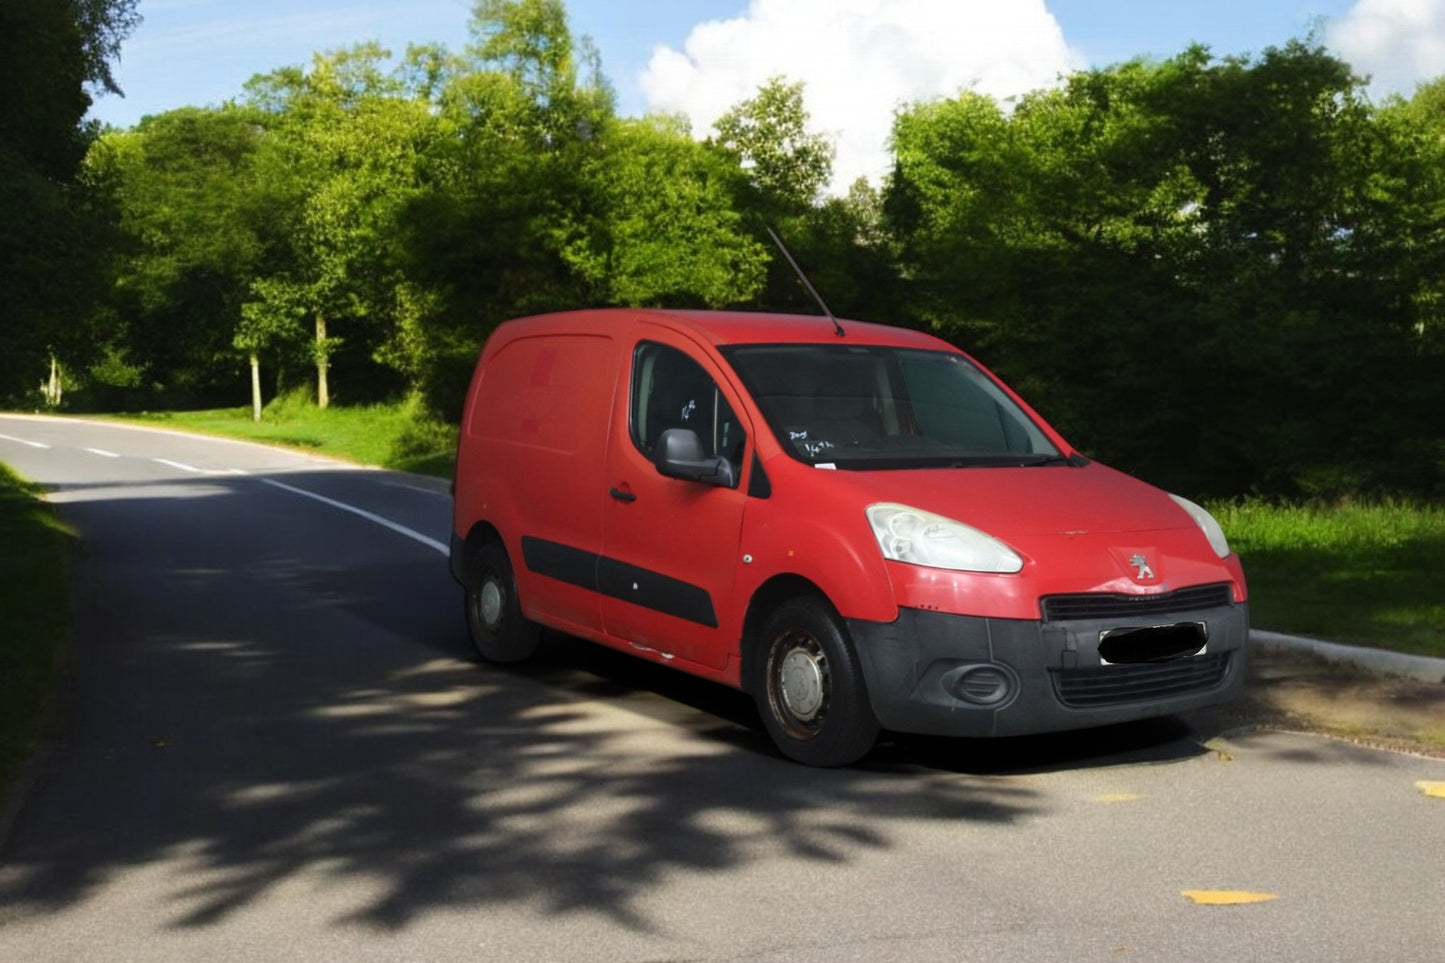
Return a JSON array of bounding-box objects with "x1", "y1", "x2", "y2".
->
[{"x1": 450, "y1": 309, "x2": 1248, "y2": 766}]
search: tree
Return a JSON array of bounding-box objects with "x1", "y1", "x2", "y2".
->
[
  {"x1": 89, "y1": 107, "x2": 275, "y2": 408},
  {"x1": 236, "y1": 279, "x2": 307, "y2": 421},
  {"x1": 767, "y1": 178, "x2": 905, "y2": 323},
  {"x1": 562, "y1": 114, "x2": 767, "y2": 307},
  {"x1": 0, "y1": 0, "x2": 139, "y2": 404},
  {"x1": 706, "y1": 77, "x2": 881, "y2": 318},
  {"x1": 244, "y1": 44, "x2": 432, "y2": 408},
  {"x1": 470, "y1": 0, "x2": 583, "y2": 108},
  {"x1": 391, "y1": 0, "x2": 615, "y2": 417},
  {"x1": 886, "y1": 42, "x2": 1445, "y2": 497},
  {"x1": 710, "y1": 76, "x2": 834, "y2": 215}
]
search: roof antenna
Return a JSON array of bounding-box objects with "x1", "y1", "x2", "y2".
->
[{"x1": 766, "y1": 226, "x2": 845, "y2": 338}]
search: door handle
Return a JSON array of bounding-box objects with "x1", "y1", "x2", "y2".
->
[{"x1": 609, "y1": 487, "x2": 637, "y2": 503}]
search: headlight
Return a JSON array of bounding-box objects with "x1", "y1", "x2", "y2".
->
[
  {"x1": 866, "y1": 503, "x2": 1023, "y2": 573},
  {"x1": 1168, "y1": 494, "x2": 1231, "y2": 558}
]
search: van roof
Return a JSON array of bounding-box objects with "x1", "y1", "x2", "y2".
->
[{"x1": 501, "y1": 308, "x2": 952, "y2": 351}]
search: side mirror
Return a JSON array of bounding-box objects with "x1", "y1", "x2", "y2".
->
[{"x1": 655, "y1": 428, "x2": 737, "y2": 489}]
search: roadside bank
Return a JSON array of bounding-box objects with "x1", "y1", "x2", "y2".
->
[{"x1": 1231, "y1": 632, "x2": 1445, "y2": 758}]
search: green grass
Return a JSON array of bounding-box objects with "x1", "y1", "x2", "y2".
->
[
  {"x1": 111, "y1": 392, "x2": 458, "y2": 478},
  {"x1": 1212, "y1": 499, "x2": 1445, "y2": 659},
  {"x1": 0, "y1": 464, "x2": 71, "y2": 802}
]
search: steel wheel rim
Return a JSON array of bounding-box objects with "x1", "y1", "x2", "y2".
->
[
  {"x1": 769, "y1": 629, "x2": 830, "y2": 737},
  {"x1": 477, "y1": 577, "x2": 505, "y2": 631}
]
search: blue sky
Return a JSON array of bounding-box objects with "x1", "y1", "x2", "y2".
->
[{"x1": 87, "y1": 1, "x2": 1434, "y2": 190}]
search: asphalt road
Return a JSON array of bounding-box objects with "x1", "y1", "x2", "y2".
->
[{"x1": 1, "y1": 413, "x2": 1442, "y2": 962}]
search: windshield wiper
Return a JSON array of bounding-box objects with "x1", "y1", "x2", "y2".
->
[
  {"x1": 1014, "y1": 453, "x2": 1089, "y2": 467},
  {"x1": 821, "y1": 452, "x2": 1089, "y2": 470},
  {"x1": 942, "y1": 453, "x2": 1088, "y2": 468}
]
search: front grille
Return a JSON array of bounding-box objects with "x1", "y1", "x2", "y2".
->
[
  {"x1": 1053, "y1": 652, "x2": 1232, "y2": 707},
  {"x1": 1041, "y1": 583, "x2": 1233, "y2": 622}
]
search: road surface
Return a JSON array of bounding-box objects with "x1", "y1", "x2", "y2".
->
[{"x1": 1, "y1": 413, "x2": 1442, "y2": 961}]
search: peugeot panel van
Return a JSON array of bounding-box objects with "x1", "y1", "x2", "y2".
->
[{"x1": 450, "y1": 309, "x2": 1248, "y2": 766}]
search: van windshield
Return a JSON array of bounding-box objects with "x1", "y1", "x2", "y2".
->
[{"x1": 720, "y1": 344, "x2": 1061, "y2": 470}]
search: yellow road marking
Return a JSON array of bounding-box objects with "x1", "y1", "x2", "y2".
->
[
  {"x1": 1181, "y1": 890, "x2": 1278, "y2": 906},
  {"x1": 1417, "y1": 781, "x2": 1445, "y2": 799}
]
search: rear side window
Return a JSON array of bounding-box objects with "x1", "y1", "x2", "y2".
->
[{"x1": 631, "y1": 342, "x2": 746, "y2": 476}]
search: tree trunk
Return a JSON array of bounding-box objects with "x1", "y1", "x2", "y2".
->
[
  {"x1": 315, "y1": 314, "x2": 330, "y2": 409},
  {"x1": 250, "y1": 352, "x2": 263, "y2": 422},
  {"x1": 43, "y1": 354, "x2": 62, "y2": 407}
]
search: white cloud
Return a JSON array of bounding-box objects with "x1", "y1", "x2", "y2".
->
[
  {"x1": 1327, "y1": 0, "x2": 1445, "y2": 98},
  {"x1": 639, "y1": 0, "x2": 1082, "y2": 194}
]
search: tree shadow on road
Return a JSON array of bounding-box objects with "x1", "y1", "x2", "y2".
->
[{"x1": 0, "y1": 470, "x2": 1212, "y2": 936}]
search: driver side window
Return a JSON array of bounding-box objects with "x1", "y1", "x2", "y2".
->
[{"x1": 631, "y1": 342, "x2": 746, "y2": 476}]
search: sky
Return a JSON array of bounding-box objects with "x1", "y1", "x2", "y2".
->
[{"x1": 87, "y1": 0, "x2": 1445, "y2": 192}]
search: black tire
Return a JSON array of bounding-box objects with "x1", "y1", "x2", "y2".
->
[
  {"x1": 464, "y1": 540, "x2": 542, "y2": 663},
  {"x1": 753, "y1": 596, "x2": 879, "y2": 767}
]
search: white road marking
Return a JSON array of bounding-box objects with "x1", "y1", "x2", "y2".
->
[
  {"x1": 257, "y1": 477, "x2": 447, "y2": 556},
  {"x1": 153, "y1": 458, "x2": 204, "y2": 473},
  {"x1": 4, "y1": 415, "x2": 444, "y2": 557},
  {"x1": 5, "y1": 421, "x2": 443, "y2": 555},
  {"x1": 0, "y1": 433, "x2": 50, "y2": 449},
  {"x1": 151, "y1": 458, "x2": 245, "y2": 476}
]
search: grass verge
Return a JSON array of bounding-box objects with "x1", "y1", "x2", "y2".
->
[
  {"x1": 1212, "y1": 499, "x2": 1445, "y2": 660},
  {"x1": 111, "y1": 392, "x2": 458, "y2": 478},
  {"x1": 0, "y1": 464, "x2": 70, "y2": 803}
]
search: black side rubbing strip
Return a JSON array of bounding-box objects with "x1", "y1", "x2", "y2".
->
[
  {"x1": 596, "y1": 557, "x2": 718, "y2": 628},
  {"x1": 520, "y1": 536, "x2": 718, "y2": 628},
  {"x1": 521, "y1": 536, "x2": 597, "y2": 591}
]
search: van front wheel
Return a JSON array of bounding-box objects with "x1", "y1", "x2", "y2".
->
[
  {"x1": 755, "y1": 598, "x2": 879, "y2": 767},
  {"x1": 465, "y1": 540, "x2": 541, "y2": 663}
]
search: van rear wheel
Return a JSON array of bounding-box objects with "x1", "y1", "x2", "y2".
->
[
  {"x1": 465, "y1": 540, "x2": 541, "y2": 663},
  {"x1": 755, "y1": 597, "x2": 879, "y2": 767}
]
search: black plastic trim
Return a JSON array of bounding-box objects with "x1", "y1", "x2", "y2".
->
[
  {"x1": 748, "y1": 455, "x2": 772, "y2": 498},
  {"x1": 1041, "y1": 583, "x2": 1233, "y2": 621},
  {"x1": 845, "y1": 600, "x2": 1248, "y2": 738},
  {"x1": 521, "y1": 537, "x2": 597, "y2": 591},
  {"x1": 520, "y1": 535, "x2": 718, "y2": 628},
  {"x1": 596, "y1": 557, "x2": 718, "y2": 628}
]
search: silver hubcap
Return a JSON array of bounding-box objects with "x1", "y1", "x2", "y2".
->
[
  {"x1": 779, "y1": 647, "x2": 825, "y2": 721},
  {"x1": 478, "y1": 579, "x2": 504, "y2": 630}
]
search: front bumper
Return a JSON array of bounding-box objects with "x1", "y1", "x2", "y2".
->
[{"x1": 847, "y1": 594, "x2": 1248, "y2": 738}]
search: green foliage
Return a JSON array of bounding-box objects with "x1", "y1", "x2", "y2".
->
[
  {"x1": 0, "y1": 464, "x2": 70, "y2": 799},
  {"x1": 710, "y1": 76, "x2": 835, "y2": 214},
  {"x1": 73, "y1": 0, "x2": 140, "y2": 97},
  {"x1": 1213, "y1": 499, "x2": 1445, "y2": 657},
  {"x1": 754, "y1": 179, "x2": 904, "y2": 321},
  {"x1": 388, "y1": 394, "x2": 463, "y2": 475},
  {"x1": 887, "y1": 42, "x2": 1445, "y2": 499},
  {"x1": 243, "y1": 45, "x2": 435, "y2": 409},
  {"x1": 563, "y1": 114, "x2": 768, "y2": 307},
  {"x1": 238, "y1": 277, "x2": 309, "y2": 355},
  {"x1": 0, "y1": 0, "x2": 138, "y2": 405},
  {"x1": 471, "y1": 0, "x2": 582, "y2": 109},
  {"x1": 703, "y1": 77, "x2": 900, "y2": 318},
  {"x1": 47, "y1": 4, "x2": 1445, "y2": 502},
  {"x1": 87, "y1": 107, "x2": 273, "y2": 407}
]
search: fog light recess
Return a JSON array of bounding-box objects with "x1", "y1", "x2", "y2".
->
[{"x1": 943, "y1": 664, "x2": 1018, "y2": 707}]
